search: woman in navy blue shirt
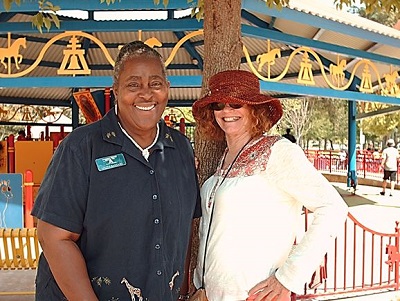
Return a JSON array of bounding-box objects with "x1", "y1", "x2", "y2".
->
[{"x1": 32, "y1": 41, "x2": 201, "y2": 301}]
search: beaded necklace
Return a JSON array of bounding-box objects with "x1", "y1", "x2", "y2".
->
[{"x1": 207, "y1": 136, "x2": 253, "y2": 208}]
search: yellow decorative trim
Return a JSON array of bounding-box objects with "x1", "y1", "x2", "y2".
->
[
  {"x1": 256, "y1": 40, "x2": 280, "y2": 78},
  {"x1": 329, "y1": 56, "x2": 346, "y2": 87},
  {"x1": 0, "y1": 31, "x2": 114, "y2": 78},
  {"x1": 0, "y1": 30, "x2": 204, "y2": 77},
  {"x1": 298, "y1": 51, "x2": 315, "y2": 85},
  {"x1": 243, "y1": 42, "x2": 400, "y2": 98},
  {"x1": 0, "y1": 104, "x2": 71, "y2": 123},
  {"x1": 382, "y1": 68, "x2": 399, "y2": 96},
  {"x1": 58, "y1": 35, "x2": 90, "y2": 76},
  {"x1": 0, "y1": 34, "x2": 26, "y2": 74},
  {"x1": 1, "y1": 31, "x2": 398, "y2": 99},
  {"x1": 164, "y1": 29, "x2": 204, "y2": 67}
]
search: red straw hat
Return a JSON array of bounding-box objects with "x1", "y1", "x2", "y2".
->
[{"x1": 192, "y1": 70, "x2": 283, "y2": 127}]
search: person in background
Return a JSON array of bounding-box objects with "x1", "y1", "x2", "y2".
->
[
  {"x1": 366, "y1": 141, "x2": 374, "y2": 152},
  {"x1": 16, "y1": 130, "x2": 26, "y2": 141},
  {"x1": 372, "y1": 148, "x2": 380, "y2": 161},
  {"x1": 282, "y1": 128, "x2": 296, "y2": 143},
  {"x1": 191, "y1": 70, "x2": 348, "y2": 301},
  {"x1": 32, "y1": 41, "x2": 201, "y2": 301},
  {"x1": 380, "y1": 138, "x2": 399, "y2": 196},
  {"x1": 337, "y1": 148, "x2": 347, "y2": 170}
]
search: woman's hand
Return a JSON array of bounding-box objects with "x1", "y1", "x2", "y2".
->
[{"x1": 246, "y1": 275, "x2": 291, "y2": 301}]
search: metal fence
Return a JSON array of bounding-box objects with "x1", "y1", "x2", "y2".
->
[
  {"x1": 294, "y1": 210, "x2": 400, "y2": 300},
  {"x1": 304, "y1": 150, "x2": 395, "y2": 183}
]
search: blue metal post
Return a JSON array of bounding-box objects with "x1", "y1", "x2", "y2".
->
[
  {"x1": 72, "y1": 99, "x2": 79, "y2": 129},
  {"x1": 347, "y1": 99, "x2": 357, "y2": 189}
]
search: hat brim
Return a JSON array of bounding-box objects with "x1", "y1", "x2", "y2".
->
[{"x1": 192, "y1": 92, "x2": 283, "y2": 127}]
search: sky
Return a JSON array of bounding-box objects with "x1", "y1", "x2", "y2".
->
[
  {"x1": 55, "y1": 1, "x2": 363, "y2": 21},
  {"x1": 56, "y1": 8, "x2": 192, "y2": 20}
]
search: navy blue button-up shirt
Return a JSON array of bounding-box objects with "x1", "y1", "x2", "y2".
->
[{"x1": 32, "y1": 109, "x2": 201, "y2": 301}]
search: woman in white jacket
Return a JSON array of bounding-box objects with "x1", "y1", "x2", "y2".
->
[{"x1": 191, "y1": 70, "x2": 348, "y2": 301}]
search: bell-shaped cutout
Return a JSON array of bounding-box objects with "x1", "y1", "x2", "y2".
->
[{"x1": 67, "y1": 55, "x2": 80, "y2": 70}]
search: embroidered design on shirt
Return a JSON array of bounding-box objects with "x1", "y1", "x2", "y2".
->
[
  {"x1": 169, "y1": 270, "x2": 180, "y2": 290},
  {"x1": 215, "y1": 135, "x2": 281, "y2": 178},
  {"x1": 121, "y1": 277, "x2": 143, "y2": 301},
  {"x1": 106, "y1": 131, "x2": 116, "y2": 139},
  {"x1": 165, "y1": 133, "x2": 173, "y2": 141},
  {"x1": 95, "y1": 153, "x2": 126, "y2": 171},
  {"x1": 91, "y1": 276, "x2": 112, "y2": 287}
]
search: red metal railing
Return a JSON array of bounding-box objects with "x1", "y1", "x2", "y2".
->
[
  {"x1": 16, "y1": 147, "x2": 400, "y2": 299},
  {"x1": 294, "y1": 202, "x2": 400, "y2": 299},
  {"x1": 305, "y1": 150, "x2": 397, "y2": 183}
]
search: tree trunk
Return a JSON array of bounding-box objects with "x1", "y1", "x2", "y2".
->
[
  {"x1": 190, "y1": 0, "x2": 243, "y2": 293},
  {"x1": 195, "y1": 0, "x2": 242, "y2": 183}
]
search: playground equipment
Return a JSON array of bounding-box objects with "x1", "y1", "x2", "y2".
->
[{"x1": 0, "y1": 228, "x2": 40, "y2": 269}]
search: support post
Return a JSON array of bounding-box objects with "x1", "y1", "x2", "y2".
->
[
  {"x1": 396, "y1": 222, "x2": 400, "y2": 290},
  {"x1": 7, "y1": 135, "x2": 15, "y2": 173},
  {"x1": 347, "y1": 100, "x2": 357, "y2": 190},
  {"x1": 105, "y1": 87, "x2": 111, "y2": 113},
  {"x1": 24, "y1": 170, "x2": 34, "y2": 228}
]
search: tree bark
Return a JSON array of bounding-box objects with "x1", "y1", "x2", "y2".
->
[
  {"x1": 196, "y1": 0, "x2": 242, "y2": 184},
  {"x1": 190, "y1": 0, "x2": 243, "y2": 293}
]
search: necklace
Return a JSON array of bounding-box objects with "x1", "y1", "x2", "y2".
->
[
  {"x1": 207, "y1": 137, "x2": 253, "y2": 208},
  {"x1": 201, "y1": 137, "x2": 254, "y2": 287},
  {"x1": 119, "y1": 123, "x2": 160, "y2": 161}
]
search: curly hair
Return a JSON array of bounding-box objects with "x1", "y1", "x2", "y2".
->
[
  {"x1": 113, "y1": 41, "x2": 166, "y2": 85},
  {"x1": 194, "y1": 104, "x2": 273, "y2": 141}
]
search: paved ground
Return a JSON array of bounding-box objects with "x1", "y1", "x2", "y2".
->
[
  {"x1": 313, "y1": 182, "x2": 400, "y2": 301},
  {"x1": 2, "y1": 181, "x2": 400, "y2": 300},
  {"x1": 0, "y1": 269, "x2": 36, "y2": 301}
]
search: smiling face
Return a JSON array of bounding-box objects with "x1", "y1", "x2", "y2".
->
[
  {"x1": 113, "y1": 56, "x2": 170, "y2": 138},
  {"x1": 213, "y1": 103, "x2": 252, "y2": 139}
]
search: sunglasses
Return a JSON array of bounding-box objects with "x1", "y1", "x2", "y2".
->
[{"x1": 209, "y1": 102, "x2": 243, "y2": 111}]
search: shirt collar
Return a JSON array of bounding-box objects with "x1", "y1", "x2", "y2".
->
[
  {"x1": 119, "y1": 123, "x2": 159, "y2": 161},
  {"x1": 109, "y1": 105, "x2": 176, "y2": 158}
]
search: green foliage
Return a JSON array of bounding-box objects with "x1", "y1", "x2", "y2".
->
[
  {"x1": 4, "y1": 0, "x2": 62, "y2": 33},
  {"x1": 353, "y1": 5, "x2": 398, "y2": 27},
  {"x1": 3, "y1": 0, "x2": 399, "y2": 31},
  {"x1": 153, "y1": 0, "x2": 170, "y2": 7},
  {"x1": 280, "y1": 97, "x2": 315, "y2": 146},
  {"x1": 187, "y1": 0, "x2": 290, "y2": 21},
  {"x1": 0, "y1": 125, "x2": 24, "y2": 141},
  {"x1": 100, "y1": 0, "x2": 121, "y2": 5},
  {"x1": 281, "y1": 97, "x2": 349, "y2": 149},
  {"x1": 359, "y1": 103, "x2": 400, "y2": 138},
  {"x1": 353, "y1": 6, "x2": 400, "y2": 142},
  {"x1": 3, "y1": 0, "x2": 12, "y2": 11},
  {"x1": 333, "y1": 0, "x2": 399, "y2": 17},
  {"x1": 32, "y1": 0, "x2": 60, "y2": 33},
  {"x1": 265, "y1": 0, "x2": 290, "y2": 10},
  {"x1": 188, "y1": 0, "x2": 204, "y2": 21}
]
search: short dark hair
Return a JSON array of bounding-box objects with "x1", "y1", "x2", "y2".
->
[{"x1": 113, "y1": 41, "x2": 166, "y2": 85}]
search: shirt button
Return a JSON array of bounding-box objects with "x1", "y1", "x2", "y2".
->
[
  {"x1": 154, "y1": 218, "x2": 160, "y2": 224},
  {"x1": 152, "y1": 194, "x2": 158, "y2": 200},
  {"x1": 149, "y1": 170, "x2": 154, "y2": 175},
  {"x1": 156, "y1": 270, "x2": 162, "y2": 276},
  {"x1": 155, "y1": 244, "x2": 161, "y2": 250}
]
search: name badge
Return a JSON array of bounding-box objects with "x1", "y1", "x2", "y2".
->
[{"x1": 95, "y1": 153, "x2": 126, "y2": 171}]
